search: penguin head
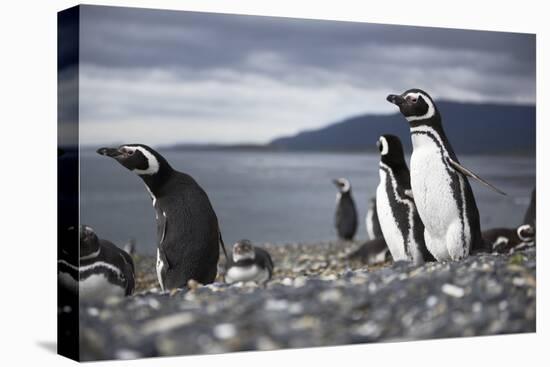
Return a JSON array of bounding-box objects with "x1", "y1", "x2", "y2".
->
[
  {"x1": 332, "y1": 178, "x2": 351, "y2": 193},
  {"x1": 377, "y1": 135, "x2": 407, "y2": 167},
  {"x1": 517, "y1": 224, "x2": 535, "y2": 242},
  {"x1": 97, "y1": 144, "x2": 170, "y2": 176},
  {"x1": 232, "y1": 239, "x2": 256, "y2": 262},
  {"x1": 78, "y1": 225, "x2": 100, "y2": 258},
  {"x1": 386, "y1": 89, "x2": 439, "y2": 123}
]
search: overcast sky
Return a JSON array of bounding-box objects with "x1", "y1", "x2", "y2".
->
[{"x1": 70, "y1": 5, "x2": 535, "y2": 145}]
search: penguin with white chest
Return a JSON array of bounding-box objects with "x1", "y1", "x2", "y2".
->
[
  {"x1": 333, "y1": 178, "x2": 358, "y2": 240},
  {"x1": 375, "y1": 135, "x2": 433, "y2": 264},
  {"x1": 97, "y1": 144, "x2": 227, "y2": 290},
  {"x1": 58, "y1": 225, "x2": 135, "y2": 301},
  {"x1": 225, "y1": 240, "x2": 274, "y2": 285},
  {"x1": 387, "y1": 89, "x2": 504, "y2": 261}
]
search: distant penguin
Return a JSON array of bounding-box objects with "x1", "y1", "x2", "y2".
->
[
  {"x1": 365, "y1": 197, "x2": 383, "y2": 240},
  {"x1": 347, "y1": 238, "x2": 389, "y2": 265},
  {"x1": 225, "y1": 240, "x2": 274, "y2": 285},
  {"x1": 375, "y1": 135, "x2": 433, "y2": 264},
  {"x1": 387, "y1": 89, "x2": 504, "y2": 261},
  {"x1": 97, "y1": 144, "x2": 227, "y2": 290},
  {"x1": 333, "y1": 178, "x2": 358, "y2": 240},
  {"x1": 523, "y1": 188, "x2": 536, "y2": 227},
  {"x1": 57, "y1": 225, "x2": 135, "y2": 301}
]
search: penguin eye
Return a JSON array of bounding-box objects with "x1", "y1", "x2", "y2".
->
[{"x1": 127, "y1": 150, "x2": 134, "y2": 156}]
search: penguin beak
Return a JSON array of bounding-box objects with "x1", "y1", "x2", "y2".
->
[
  {"x1": 386, "y1": 94, "x2": 405, "y2": 106},
  {"x1": 97, "y1": 147, "x2": 123, "y2": 158},
  {"x1": 332, "y1": 179, "x2": 341, "y2": 187}
]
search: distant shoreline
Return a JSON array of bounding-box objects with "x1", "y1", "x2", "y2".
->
[{"x1": 75, "y1": 144, "x2": 536, "y2": 157}]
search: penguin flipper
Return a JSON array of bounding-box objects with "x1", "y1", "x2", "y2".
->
[
  {"x1": 219, "y1": 231, "x2": 228, "y2": 261},
  {"x1": 446, "y1": 157, "x2": 506, "y2": 195}
]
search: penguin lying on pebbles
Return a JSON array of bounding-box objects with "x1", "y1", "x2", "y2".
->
[
  {"x1": 225, "y1": 240, "x2": 274, "y2": 285},
  {"x1": 333, "y1": 178, "x2": 358, "y2": 240},
  {"x1": 57, "y1": 225, "x2": 135, "y2": 301},
  {"x1": 483, "y1": 186, "x2": 536, "y2": 253},
  {"x1": 387, "y1": 89, "x2": 503, "y2": 261},
  {"x1": 98, "y1": 144, "x2": 227, "y2": 290},
  {"x1": 347, "y1": 238, "x2": 390, "y2": 265},
  {"x1": 375, "y1": 134, "x2": 433, "y2": 264}
]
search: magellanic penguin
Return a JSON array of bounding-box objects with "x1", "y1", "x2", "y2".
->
[
  {"x1": 57, "y1": 225, "x2": 135, "y2": 302},
  {"x1": 387, "y1": 89, "x2": 505, "y2": 261},
  {"x1": 347, "y1": 238, "x2": 390, "y2": 265},
  {"x1": 97, "y1": 144, "x2": 227, "y2": 290},
  {"x1": 333, "y1": 178, "x2": 358, "y2": 240},
  {"x1": 365, "y1": 197, "x2": 383, "y2": 240},
  {"x1": 375, "y1": 135, "x2": 434, "y2": 264},
  {"x1": 225, "y1": 240, "x2": 274, "y2": 285}
]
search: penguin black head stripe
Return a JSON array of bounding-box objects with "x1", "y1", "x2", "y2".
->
[
  {"x1": 377, "y1": 135, "x2": 407, "y2": 168},
  {"x1": 386, "y1": 89, "x2": 439, "y2": 123},
  {"x1": 79, "y1": 225, "x2": 100, "y2": 258},
  {"x1": 97, "y1": 144, "x2": 171, "y2": 176}
]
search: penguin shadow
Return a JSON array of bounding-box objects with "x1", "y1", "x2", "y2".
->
[{"x1": 36, "y1": 340, "x2": 57, "y2": 354}]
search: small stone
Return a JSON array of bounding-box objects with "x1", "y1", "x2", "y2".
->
[
  {"x1": 187, "y1": 279, "x2": 202, "y2": 290},
  {"x1": 472, "y1": 302, "x2": 483, "y2": 313},
  {"x1": 213, "y1": 323, "x2": 237, "y2": 340},
  {"x1": 264, "y1": 299, "x2": 289, "y2": 311},
  {"x1": 281, "y1": 277, "x2": 293, "y2": 286},
  {"x1": 115, "y1": 349, "x2": 142, "y2": 360},
  {"x1": 442, "y1": 283, "x2": 465, "y2": 298},
  {"x1": 319, "y1": 289, "x2": 342, "y2": 303},
  {"x1": 426, "y1": 295, "x2": 438, "y2": 307},
  {"x1": 87, "y1": 307, "x2": 99, "y2": 317},
  {"x1": 140, "y1": 313, "x2": 194, "y2": 335},
  {"x1": 512, "y1": 277, "x2": 527, "y2": 287}
]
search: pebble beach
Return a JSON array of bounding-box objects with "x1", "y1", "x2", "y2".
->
[{"x1": 78, "y1": 241, "x2": 536, "y2": 361}]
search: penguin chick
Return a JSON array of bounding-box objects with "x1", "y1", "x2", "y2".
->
[
  {"x1": 225, "y1": 240, "x2": 274, "y2": 285},
  {"x1": 333, "y1": 178, "x2": 358, "y2": 240},
  {"x1": 347, "y1": 238, "x2": 389, "y2": 265}
]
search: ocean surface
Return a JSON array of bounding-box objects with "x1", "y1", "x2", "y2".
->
[{"x1": 80, "y1": 150, "x2": 536, "y2": 255}]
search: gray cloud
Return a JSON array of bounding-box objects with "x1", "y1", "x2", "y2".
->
[{"x1": 72, "y1": 5, "x2": 535, "y2": 145}]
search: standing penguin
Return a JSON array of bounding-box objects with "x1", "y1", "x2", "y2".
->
[
  {"x1": 387, "y1": 89, "x2": 504, "y2": 261},
  {"x1": 332, "y1": 178, "x2": 358, "y2": 240},
  {"x1": 365, "y1": 197, "x2": 383, "y2": 240},
  {"x1": 97, "y1": 144, "x2": 226, "y2": 290},
  {"x1": 375, "y1": 135, "x2": 433, "y2": 264}
]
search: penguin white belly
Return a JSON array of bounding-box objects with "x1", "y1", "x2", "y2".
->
[
  {"x1": 225, "y1": 265, "x2": 268, "y2": 284},
  {"x1": 79, "y1": 274, "x2": 125, "y2": 301},
  {"x1": 376, "y1": 172, "x2": 407, "y2": 261},
  {"x1": 410, "y1": 137, "x2": 463, "y2": 261}
]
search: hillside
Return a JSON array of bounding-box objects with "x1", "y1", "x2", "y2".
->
[{"x1": 270, "y1": 101, "x2": 536, "y2": 154}]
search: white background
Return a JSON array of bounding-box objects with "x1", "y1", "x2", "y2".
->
[{"x1": 0, "y1": 0, "x2": 546, "y2": 366}]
